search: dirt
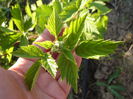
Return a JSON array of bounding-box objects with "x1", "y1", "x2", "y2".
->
[{"x1": 68, "y1": 0, "x2": 133, "y2": 99}]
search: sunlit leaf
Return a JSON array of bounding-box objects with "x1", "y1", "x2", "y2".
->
[
  {"x1": 52, "y1": 0, "x2": 62, "y2": 14},
  {"x1": 41, "y1": 54, "x2": 58, "y2": 77},
  {"x1": 45, "y1": 9, "x2": 63, "y2": 38},
  {"x1": 25, "y1": 2, "x2": 32, "y2": 17},
  {"x1": 90, "y1": 1, "x2": 111, "y2": 14},
  {"x1": 60, "y1": 1, "x2": 78, "y2": 22},
  {"x1": 36, "y1": 4, "x2": 52, "y2": 33},
  {"x1": 63, "y1": 15, "x2": 86, "y2": 50},
  {"x1": 13, "y1": 45, "x2": 44, "y2": 58},
  {"x1": 76, "y1": 40, "x2": 122, "y2": 59},
  {"x1": 11, "y1": 4, "x2": 24, "y2": 31},
  {"x1": 34, "y1": 41, "x2": 53, "y2": 49}
]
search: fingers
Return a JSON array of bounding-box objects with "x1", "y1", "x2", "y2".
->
[
  {"x1": 9, "y1": 30, "x2": 54, "y2": 75},
  {"x1": 34, "y1": 29, "x2": 55, "y2": 42},
  {"x1": 37, "y1": 72, "x2": 67, "y2": 99},
  {"x1": 58, "y1": 78, "x2": 71, "y2": 96}
]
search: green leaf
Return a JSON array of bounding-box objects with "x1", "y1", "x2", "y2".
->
[
  {"x1": 0, "y1": 26, "x2": 14, "y2": 33},
  {"x1": 34, "y1": 41, "x2": 53, "y2": 49},
  {"x1": 75, "y1": 40, "x2": 122, "y2": 59},
  {"x1": 41, "y1": 54, "x2": 58, "y2": 77},
  {"x1": 57, "y1": 54, "x2": 79, "y2": 92},
  {"x1": 108, "y1": 69, "x2": 121, "y2": 84},
  {"x1": 81, "y1": 15, "x2": 102, "y2": 41},
  {"x1": 13, "y1": 45, "x2": 44, "y2": 58},
  {"x1": 81, "y1": 14, "x2": 109, "y2": 41},
  {"x1": 8, "y1": 19, "x2": 14, "y2": 30},
  {"x1": 76, "y1": 0, "x2": 93, "y2": 9},
  {"x1": 109, "y1": 88, "x2": 124, "y2": 99},
  {"x1": 36, "y1": 4, "x2": 52, "y2": 33},
  {"x1": 96, "y1": 82, "x2": 108, "y2": 87},
  {"x1": 24, "y1": 15, "x2": 33, "y2": 31},
  {"x1": 76, "y1": 0, "x2": 82, "y2": 8},
  {"x1": 96, "y1": 15, "x2": 108, "y2": 36},
  {"x1": 0, "y1": 32, "x2": 22, "y2": 50},
  {"x1": 25, "y1": 2, "x2": 32, "y2": 17},
  {"x1": 100, "y1": 0, "x2": 110, "y2": 2},
  {"x1": 6, "y1": 47, "x2": 14, "y2": 63},
  {"x1": 90, "y1": 1, "x2": 111, "y2": 14},
  {"x1": 61, "y1": 0, "x2": 69, "y2": 5},
  {"x1": 52, "y1": 0, "x2": 62, "y2": 14},
  {"x1": 20, "y1": 35, "x2": 29, "y2": 46},
  {"x1": 25, "y1": 60, "x2": 41, "y2": 90},
  {"x1": 109, "y1": 85, "x2": 126, "y2": 91},
  {"x1": 0, "y1": 10, "x2": 6, "y2": 25},
  {"x1": 61, "y1": 47, "x2": 75, "y2": 64},
  {"x1": 63, "y1": 15, "x2": 86, "y2": 50},
  {"x1": 60, "y1": 2, "x2": 78, "y2": 22},
  {"x1": 45, "y1": 9, "x2": 63, "y2": 38},
  {"x1": 11, "y1": 4, "x2": 24, "y2": 32}
]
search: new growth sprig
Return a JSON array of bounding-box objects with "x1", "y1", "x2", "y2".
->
[{"x1": 13, "y1": 0, "x2": 122, "y2": 92}]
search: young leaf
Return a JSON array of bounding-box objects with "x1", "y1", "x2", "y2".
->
[
  {"x1": 25, "y1": 60, "x2": 41, "y2": 90},
  {"x1": 52, "y1": 0, "x2": 62, "y2": 14},
  {"x1": 13, "y1": 45, "x2": 44, "y2": 58},
  {"x1": 11, "y1": 4, "x2": 24, "y2": 32},
  {"x1": 81, "y1": 15, "x2": 103, "y2": 41},
  {"x1": 6, "y1": 47, "x2": 14, "y2": 63},
  {"x1": 76, "y1": 0, "x2": 92, "y2": 9},
  {"x1": 96, "y1": 15, "x2": 108, "y2": 36},
  {"x1": 75, "y1": 40, "x2": 122, "y2": 59},
  {"x1": 57, "y1": 54, "x2": 79, "y2": 92},
  {"x1": 8, "y1": 19, "x2": 14, "y2": 30},
  {"x1": 41, "y1": 54, "x2": 58, "y2": 77},
  {"x1": 63, "y1": 15, "x2": 86, "y2": 50},
  {"x1": 45, "y1": 9, "x2": 63, "y2": 38},
  {"x1": 60, "y1": 2, "x2": 78, "y2": 22},
  {"x1": 34, "y1": 41, "x2": 53, "y2": 49},
  {"x1": 25, "y1": 2, "x2": 32, "y2": 17},
  {"x1": 24, "y1": 15, "x2": 33, "y2": 31},
  {"x1": 20, "y1": 35, "x2": 29, "y2": 46},
  {"x1": 36, "y1": 4, "x2": 52, "y2": 33},
  {"x1": 90, "y1": 1, "x2": 111, "y2": 14}
]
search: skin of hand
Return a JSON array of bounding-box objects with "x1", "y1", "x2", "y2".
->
[{"x1": 0, "y1": 30, "x2": 82, "y2": 99}]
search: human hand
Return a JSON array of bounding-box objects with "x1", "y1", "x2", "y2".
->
[{"x1": 0, "y1": 30, "x2": 82, "y2": 99}]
